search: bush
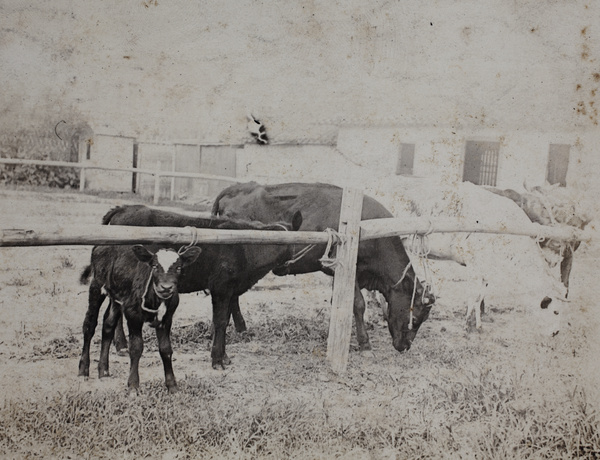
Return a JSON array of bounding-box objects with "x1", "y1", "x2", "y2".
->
[{"x1": 0, "y1": 163, "x2": 79, "y2": 189}]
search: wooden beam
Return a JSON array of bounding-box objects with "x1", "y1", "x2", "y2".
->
[
  {"x1": 326, "y1": 188, "x2": 363, "y2": 374},
  {"x1": 0, "y1": 217, "x2": 593, "y2": 248},
  {"x1": 359, "y1": 216, "x2": 590, "y2": 243},
  {"x1": 0, "y1": 225, "x2": 331, "y2": 247}
]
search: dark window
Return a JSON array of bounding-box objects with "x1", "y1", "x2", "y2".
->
[
  {"x1": 396, "y1": 143, "x2": 415, "y2": 175},
  {"x1": 462, "y1": 141, "x2": 500, "y2": 186},
  {"x1": 85, "y1": 142, "x2": 91, "y2": 160},
  {"x1": 546, "y1": 144, "x2": 570, "y2": 186}
]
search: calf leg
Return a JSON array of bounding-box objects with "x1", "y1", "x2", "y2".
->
[
  {"x1": 78, "y1": 279, "x2": 105, "y2": 377},
  {"x1": 211, "y1": 292, "x2": 233, "y2": 370},
  {"x1": 113, "y1": 314, "x2": 128, "y2": 355},
  {"x1": 126, "y1": 316, "x2": 144, "y2": 394},
  {"x1": 156, "y1": 316, "x2": 177, "y2": 393},
  {"x1": 230, "y1": 296, "x2": 247, "y2": 333},
  {"x1": 353, "y1": 283, "x2": 371, "y2": 351},
  {"x1": 98, "y1": 300, "x2": 121, "y2": 378}
]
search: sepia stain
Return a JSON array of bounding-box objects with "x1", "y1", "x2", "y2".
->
[{"x1": 142, "y1": 0, "x2": 158, "y2": 8}]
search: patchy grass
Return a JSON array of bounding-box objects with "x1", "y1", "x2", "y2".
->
[
  {"x1": 0, "y1": 372, "x2": 597, "y2": 459},
  {"x1": 1, "y1": 188, "x2": 599, "y2": 459}
]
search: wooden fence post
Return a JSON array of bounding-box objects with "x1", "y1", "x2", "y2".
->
[
  {"x1": 79, "y1": 166, "x2": 86, "y2": 192},
  {"x1": 326, "y1": 187, "x2": 363, "y2": 374},
  {"x1": 153, "y1": 161, "x2": 161, "y2": 205}
]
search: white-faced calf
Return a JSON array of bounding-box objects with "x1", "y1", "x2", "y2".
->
[{"x1": 78, "y1": 244, "x2": 201, "y2": 394}]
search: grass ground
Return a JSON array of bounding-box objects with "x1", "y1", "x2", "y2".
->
[{"x1": 0, "y1": 187, "x2": 598, "y2": 459}]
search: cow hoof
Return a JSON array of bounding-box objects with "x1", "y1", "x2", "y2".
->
[
  {"x1": 212, "y1": 361, "x2": 226, "y2": 370},
  {"x1": 167, "y1": 385, "x2": 178, "y2": 394},
  {"x1": 223, "y1": 354, "x2": 232, "y2": 366},
  {"x1": 128, "y1": 388, "x2": 139, "y2": 399},
  {"x1": 358, "y1": 342, "x2": 372, "y2": 352},
  {"x1": 361, "y1": 350, "x2": 376, "y2": 359},
  {"x1": 116, "y1": 349, "x2": 129, "y2": 357},
  {"x1": 99, "y1": 371, "x2": 110, "y2": 379}
]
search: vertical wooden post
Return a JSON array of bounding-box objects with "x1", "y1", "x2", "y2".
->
[
  {"x1": 326, "y1": 187, "x2": 363, "y2": 374},
  {"x1": 79, "y1": 166, "x2": 86, "y2": 192},
  {"x1": 170, "y1": 149, "x2": 176, "y2": 201},
  {"x1": 153, "y1": 161, "x2": 161, "y2": 205}
]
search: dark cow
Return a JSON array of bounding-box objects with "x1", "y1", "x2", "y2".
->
[
  {"x1": 82, "y1": 205, "x2": 302, "y2": 372},
  {"x1": 486, "y1": 186, "x2": 590, "y2": 297},
  {"x1": 79, "y1": 244, "x2": 201, "y2": 393},
  {"x1": 212, "y1": 182, "x2": 436, "y2": 352}
]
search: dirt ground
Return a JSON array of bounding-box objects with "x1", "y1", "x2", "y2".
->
[{"x1": 0, "y1": 188, "x2": 599, "y2": 458}]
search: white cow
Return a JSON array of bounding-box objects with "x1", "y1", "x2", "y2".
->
[{"x1": 364, "y1": 179, "x2": 567, "y2": 336}]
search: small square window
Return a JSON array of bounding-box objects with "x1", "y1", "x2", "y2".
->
[
  {"x1": 396, "y1": 143, "x2": 415, "y2": 175},
  {"x1": 546, "y1": 144, "x2": 570, "y2": 187}
]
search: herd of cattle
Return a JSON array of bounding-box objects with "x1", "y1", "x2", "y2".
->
[{"x1": 77, "y1": 180, "x2": 590, "y2": 393}]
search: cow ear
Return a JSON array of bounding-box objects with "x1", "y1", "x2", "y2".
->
[
  {"x1": 291, "y1": 211, "x2": 303, "y2": 231},
  {"x1": 179, "y1": 246, "x2": 202, "y2": 267},
  {"x1": 132, "y1": 245, "x2": 154, "y2": 263}
]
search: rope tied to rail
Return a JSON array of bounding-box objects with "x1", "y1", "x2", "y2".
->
[
  {"x1": 404, "y1": 227, "x2": 436, "y2": 304},
  {"x1": 178, "y1": 226, "x2": 199, "y2": 255},
  {"x1": 285, "y1": 243, "x2": 316, "y2": 267},
  {"x1": 319, "y1": 228, "x2": 346, "y2": 271}
]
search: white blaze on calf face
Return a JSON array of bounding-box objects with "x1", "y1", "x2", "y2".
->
[{"x1": 156, "y1": 250, "x2": 180, "y2": 273}]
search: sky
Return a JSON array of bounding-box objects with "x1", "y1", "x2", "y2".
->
[{"x1": 1, "y1": 0, "x2": 598, "y2": 142}]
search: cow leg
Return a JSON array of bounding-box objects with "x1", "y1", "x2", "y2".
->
[
  {"x1": 98, "y1": 299, "x2": 121, "y2": 378},
  {"x1": 156, "y1": 315, "x2": 177, "y2": 393},
  {"x1": 126, "y1": 316, "x2": 144, "y2": 394},
  {"x1": 211, "y1": 292, "x2": 233, "y2": 370},
  {"x1": 113, "y1": 314, "x2": 128, "y2": 355},
  {"x1": 78, "y1": 279, "x2": 105, "y2": 378},
  {"x1": 230, "y1": 296, "x2": 247, "y2": 333},
  {"x1": 466, "y1": 277, "x2": 487, "y2": 332},
  {"x1": 560, "y1": 245, "x2": 576, "y2": 298},
  {"x1": 353, "y1": 283, "x2": 371, "y2": 351}
]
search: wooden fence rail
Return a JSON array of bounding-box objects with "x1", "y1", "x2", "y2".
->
[
  {"x1": 0, "y1": 157, "x2": 241, "y2": 203},
  {"x1": 0, "y1": 217, "x2": 591, "y2": 248}
]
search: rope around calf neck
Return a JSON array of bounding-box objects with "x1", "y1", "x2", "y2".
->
[{"x1": 140, "y1": 269, "x2": 171, "y2": 322}]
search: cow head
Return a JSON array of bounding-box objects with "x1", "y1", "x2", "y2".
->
[
  {"x1": 132, "y1": 245, "x2": 202, "y2": 299},
  {"x1": 387, "y1": 273, "x2": 436, "y2": 352},
  {"x1": 532, "y1": 295, "x2": 563, "y2": 337}
]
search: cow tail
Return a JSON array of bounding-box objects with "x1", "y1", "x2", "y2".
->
[
  {"x1": 210, "y1": 197, "x2": 222, "y2": 216},
  {"x1": 80, "y1": 265, "x2": 92, "y2": 285}
]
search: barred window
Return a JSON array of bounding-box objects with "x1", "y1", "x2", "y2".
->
[{"x1": 462, "y1": 141, "x2": 500, "y2": 186}]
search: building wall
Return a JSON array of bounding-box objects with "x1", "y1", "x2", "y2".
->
[{"x1": 336, "y1": 126, "x2": 599, "y2": 195}]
